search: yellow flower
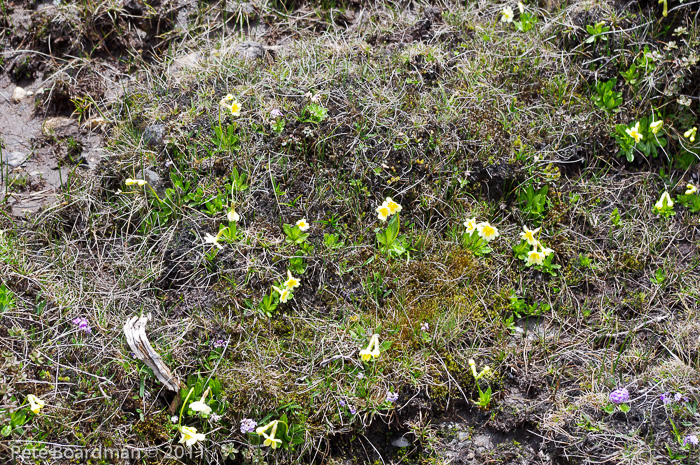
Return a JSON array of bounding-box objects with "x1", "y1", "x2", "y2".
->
[
  {"x1": 204, "y1": 233, "x2": 223, "y2": 250},
  {"x1": 463, "y1": 217, "x2": 477, "y2": 234},
  {"x1": 654, "y1": 191, "x2": 674, "y2": 210},
  {"x1": 526, "y1": 249, "x2": 544, "y2": 266},
  {"x1": 384, "y1": 197, "x2": 402, "y2": 215},
  {"x1": 189, "y1": 400, "x2": 212, "y2": 415},
  {"x1": 258, "y1": 420, "x2": 282, "y2": 449},
  {"x1": 179, "y1": 426, "x2": 206, "y2": 446},
  {"x1": 501, "y1": 6, "x2": 514, "y2": 22},
  {"x1": 518, "y1": 2, "x2": 524, "y2": 13},
  {"x1": 376, "y1": 204, "x2": 390, "y2": 222},
  {"x1": 520, "y1": 226, "x2": 540, "y2": 246},
  {"x1": 360, "y1": 334, "x2": 380, "y2": 361},
  {"x1": 228, "y1": 100, "x2": 242, "y2": 116},
  {"x1": 541, "y1": 245, "x2": 554, "y2": 257},
  {"x1": 284, "y1": 270, "x2": 300, "y2": 289},
  {"x1": 273, "y1": 286, "x2": 291, "y2": 303},
  {"x1": 686, "y1": 184, "x2": 697, "y2": 195},
  {"x1": 625, "y1": 122, "x2": 643, "y2": 143},
  {"x1": 296, "y1": 218, "x2": 310, "y2": 231},
  {"x1": 27, "y1": 394, "x2": 45, "y2": 414},
  {"x1": 227, "y1": 209, "x2": 240, "y2": 222},
  {"x1": 125, "y1": 178, "x2": 147, "y2": 186},
  {"x1": 684, "y1": 127, "x2": 697, "y2": 143},
  {"x1": 650, "y1": 120, "x2": 663, "y2": 134},
  {"x1": 476, "y1": 222, "x2": 499, "y2": 241}
]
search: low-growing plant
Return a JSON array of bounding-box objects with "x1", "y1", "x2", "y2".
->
[{"x1": 591, "y1": 78, "x2": 622, "y2": 112}]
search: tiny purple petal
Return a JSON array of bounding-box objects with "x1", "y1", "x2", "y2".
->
[
  {"x1": 386, "y1": 391, "x2": 399, "y2": 403},
  {"x1": 609, "y1": 388, "x2": 629, "y2": 404},
  {"x1": 339, "y1": 400, "x2": 346, "y2": 407},
  {"x1": 674, "y1": 393, "x2": 683, "y2": 402},
  {"x1": 349, "y1": 406, "x2": 356, "y2": 415},
  {"x1": 240, "y1": 418, "x2": 257, "y2": 434},
  {"x1": 213, "y1": 339, "x2": 227, "y2": 348},
  {"x1": 356, "y1": 373, "x2": 364, "y2": 379},
  {"x1": 661, "y1": 393, "x2": 672, "y2": 404},
  {"x1": 684, "y1": 435, "x2": 699, "y2": 446},
  {"x1": 421, "y1": 322, "x2": 429, "y2": 332},
  {"x1": 270, "y1": 108, "x2": 283, "y2": 117}
]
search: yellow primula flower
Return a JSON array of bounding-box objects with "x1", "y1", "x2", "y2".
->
[
  {"x1": 654, "y1": 191, "x2": 674, "y2": 210},
  {"x1": 520, "y1": 226, "x2": 540, "y2": 246},
  {"x1": 684, "y1": 127, "x2": 697, "y2": 143},
  {"x1": 296, "y1": 218, "x2": 310, "y2": 231},
  {"x1": 27, "y1": 394, "x2": 45, "y2": 414},
  {"x1": 476, "y1": 222, "x2": 499, "y2": 241},
  {"x1": 125, "y1": 178, "x2": 147, "y2": 186},
  {"x1": 376, "y1": 203, "x2": 390, "y2": 222},
  {"x1": 179, "y1": 426, "x2": 206, "y2": 447},
  {"x1": 273, "y1": 286, "x2": 291, "y2": 303},
  {"x1": 686, "y1": 184, "x2": 697, "y2": 195},
  {"x1": 360, "y1": 334, "x2": 380, "y2": 361},
  {"x1": 204, "y1": 233, "x2": 223, "y2": 250},
  {"x1": 284, "y1": 270, "x2": 300, "y2": 289},
  {"x1": 501, "y1": 6, "x2": 514, "y2": 22},
  {"x1": 258, "y1": 420, "x2": 282, "y2": 449},
  {"x1": 227, "y1": 209, "x2": 240, "y2": 222},
  {"x1": 526, "y1": 248, "x2": 544, "y2": 266},
  {"x1": 463, "y1": 217, "x2": 477, "y2": 234},
  {"x1": 625, "y1": 122, "x2": 643, "y2": 143},
  {"x1": 384, "y1": 197, "x2": 402, "y2": 215},
  {"x1": 650, "y1": 120, "x2": 663, "y2": 135}
]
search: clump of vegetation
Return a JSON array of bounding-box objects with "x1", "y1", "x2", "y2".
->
[{"x1": 1, "y1": 0, "x2": 700, "y2": 464}]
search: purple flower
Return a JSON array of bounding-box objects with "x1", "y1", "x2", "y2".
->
[
  {"x1": 339, "y1": 400, "x2": 346, "y2": 407},
  {"x1": 239, "y1": 418, "x2": 257, "y2": 434},
  {"x1": 386, "y1": 391, "x2": 399, "y2": 403},
  {"x1": 609, "y1": 388, "x2": 629, "y2": 404},
  {"x1": 270, "y1": 108, "x2": 283, "y2": 118},
  {"x1": 660, "y1": 392, "x2": 673, "y2": 404},
  {"x1": 213, "y1": 339, "x2": 227, "y2": 348},
  {"x1": 356, "y1": 373, "x2": 364, "y2": 379},
  {"x1": 684, "y1": 435, "x2": 699, "y2": 446},
  {"x1": 349, "y1": 406, "x2": 356, "y2": 415},
  {"x1": 420, "y1": 322, "x2": 429, "y2": 332},
  {"x1": 71, "y1": 317, "x2": 92, "y2": 334}
]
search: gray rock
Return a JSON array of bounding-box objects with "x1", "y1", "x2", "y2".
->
[
  {"x1": 144, "y1": 169, "x2": 161, "y2": 186},
  {"x1": 170, "y1": 52, "x2": 200, "y2": 73},
  {"x1": 143, "y1": 124, "x2": 166, "y2": 149},
  {"x1": 232, "y1": 41, "x2": 266, "y2": 60},
  {"x1": 3, "y1": 151, "x2": 29, "y2": 167}
]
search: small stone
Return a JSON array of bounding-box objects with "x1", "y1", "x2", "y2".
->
[
  {"x1": 83, "y1": 116, "x2": 108, "y2": 130},
  {"x1": 3, "y1": 151, "x2": 29, "y2": 167},
  {"x1": 11, "y1": 86, "x2": 28, "y2": 103},
  {"x1": 144, "y1": 169, "x2": 161, "y2": 186},
  {"x1": 170, "y1": 52, "x2": 200, "y2": 72},
  {"x1": 231, "y1": 41, "x2": 266, "y2": 60},
  {"x1": 457, "y1": 431, "x2": 469, "y2": 441},
  {"x1": 143, "y1": 124, "x2": 166, "y2": 149}
]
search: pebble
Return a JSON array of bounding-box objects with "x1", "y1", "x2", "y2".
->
[
  {"x1": 3, "y1": 151, "x2": 29, "y2": 167},
  {"x1": 11, "y1": 86, "x2": 27, "y2": 103}
]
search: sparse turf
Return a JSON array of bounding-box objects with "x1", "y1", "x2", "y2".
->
[{"x1": 1, "y1": 0, "x2": 700, "y2": 464}]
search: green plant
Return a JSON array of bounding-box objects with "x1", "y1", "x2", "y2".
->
[
  {"x1": 614, "y1": 117, "x2": 667, "y2": 162},
  {"x1": 517, "y1": 184, "x2": 549, "y2": 220},
  {"x1": 283, "y1": 223, "x2": 309, "y2": 245},
  {"x1": 514, "y1": 11, "x2": 537, "y2": 33},
  {"x1": 585, "y1": 22, "x2": 610, "y2": 44},
  {"x1": 591, "y1": 78, "x2": 622, "y2": 112},
  {"x1": 0, "y1": 283, "x2": 14, "y2": 314},
  {"x1": 302, "y1": 103, "x2": 328, "y2": 123},
  {"x1": 376, "y1": 213, "x2": 407, "y2": 257},
  {"x1": 460, "y1": 229, "x2": 492, "y2": 255}
]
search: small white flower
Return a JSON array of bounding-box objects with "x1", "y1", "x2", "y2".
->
[
  {"x1": 476, "y1": 222, "x2": 499, "y2": 241},
  {"x1": 654, "y1": 191, "x2": 674, "y2": 210},
  {"x1": 384, "y1": 197, "x2": 402, "y2": 215},
  {"x1": 27, "y1": 394, "x2": 45, "y2": 414},
  {"x1": 526, "y1": 249, "x2": 544, "y2": 266},
  {"x1": 463, "y1": 217, "x2": 477, "y2": 234},
  {"x1": 625, "y1": 122, "x2": 643, "y2": 143},
  {"x1": 650, "y1": 120, "x2": 663, "y2": 135},
  {"x1": 171, "y1": 416, "x2": 179, "y2": 423},
  {"x1": 189, "y1": 400, "x2": 212, "y2": 415},
  {"x1": 179, "y1": 426, "x2": 205, "y2": 447},
  {"x1": 296, "y1": 218, "x2": 310, "y2": 231},
  {"x1": 284, "y1": 270, "x2": 300, "y2": 289},
  {"x1": 204, "y1": 233, "x2": 223, "y2": 249},
  {"x1": 376, "y1": 203, "x2": 390, "y2": 222},
  {"x1": 518, "y1": 2, "x2": 525, "y2": 13},
  {"x1": 227, "y1": 209, "x2": 240, "y2": 222},
  {"x1": 501, "y1": 6, "x2": 514, "y2": 23},
  {"x1": 520, "y1": 226, "x2": 540, "y2": 247},
  {"x1": 273, "y1": 285, "x2": 292, "y2": 303}
]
